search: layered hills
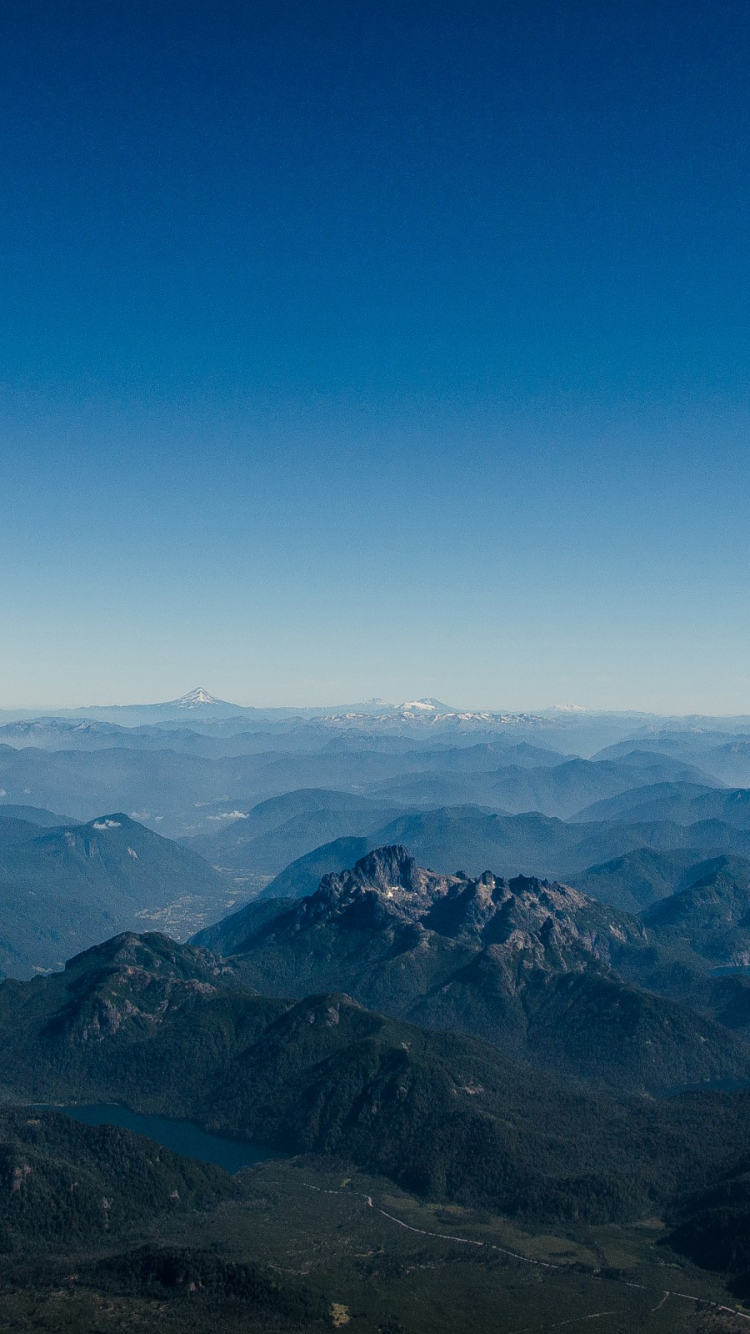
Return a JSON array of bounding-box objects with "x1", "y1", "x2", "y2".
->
[
  {"x1": 643, "y1": 855, "x2": 750, "y2": 967},
  {"x1": 0, "y1": 731, "x2": 722, "y2": 837},
  {"x1": 568, "y1": 847, "x2": 707, "y2": 912},
  {"x1": 573, "y1": 781, "x2": 750, "y2": 827},
  {"x1": 2, "y1": 703, "x2": 748, "y2": 996},
  {"x1": 256, "y1": 802, "x2": 750, "y2": 902},
  {"x1": 595, "y1": 731, "x2": 750, "y2": 787},
  {"x1": 6, "y1": 700, "x2": 750, "y2": 1322},
  {"x1": 186, "y1": 788, "x2": 406, "y2": 880},
  {"x1": 0, "y1": 814, "x2": 235, "y2": 977},
  {"x1": 365, "y1": 752, "x2": 717, "y2": 818}
]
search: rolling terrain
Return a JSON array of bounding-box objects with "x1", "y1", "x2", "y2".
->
[
  {"x1": 186, "y1": 789, "x2": 408, "y2": 880},
  {"x1": 255, "y1": 805, "x2": 750, "y2": 902}
]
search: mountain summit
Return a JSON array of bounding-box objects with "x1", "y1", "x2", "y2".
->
[
  {"x1": 395, "y1": 698, "x2": 454, "y2": 713},
  {"x1": 171, "y1": 688, "x2": 223, "y2": 708}
]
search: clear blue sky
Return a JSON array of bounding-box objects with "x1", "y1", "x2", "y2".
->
[{"x1": 1, "y1": 1, "x2": 749, "y2": 712}]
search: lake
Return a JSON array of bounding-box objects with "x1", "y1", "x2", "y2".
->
[{"x1": 54, "y1": 1104, "x2": 283, "y2": 1174}]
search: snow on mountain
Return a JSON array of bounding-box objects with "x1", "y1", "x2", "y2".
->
[
  {"x1": 395, "y1": 698, "x2": 456, "y2": 713},
  {"x1": 314, "y1": 703, "x2": 550, "y2": 731},
  {"x1": 171, "y1": 688, "x2": 222, "y2": 708}
]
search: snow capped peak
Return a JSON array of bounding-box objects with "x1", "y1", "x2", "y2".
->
[
  {"x1": 395, "y1": 698, "x2": 455, "y2": 714},
  {"x1": 173, "y1": 688, "x2": 219, "y2": 707},
  {"x1": 550, "y1": 703, "x2": 587, "y2": 713}
]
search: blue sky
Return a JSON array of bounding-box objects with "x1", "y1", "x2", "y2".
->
[{"x1": 1, "y1": 1, "x2": 749, "y2": 711}]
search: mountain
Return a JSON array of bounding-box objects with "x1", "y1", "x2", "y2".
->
[
  {"x1": 572, "y1": 782, "x2": 750, "y2": 828},
  {"x1": 0, "y1": 723, "x2": 723, "y2": 843},
  {"x1": 394, "y1": 698, "x2": 457, "y2": 713},
  {"x1": 5, "y1": 930, "x2": 750, "y2": 1229},
  {"x1": 50, "y1": 688, "x2": 255, "y2": 726},
  {"x1": 594, "y1": 732, "x2": 750, "y2": 787},
  {"x1": 0, "y1": 803, "x2": 76, "y2": 826},
  {"x1": 185, "y1": 789, "x2": 408, "y2": 880},
  {"x1": 0, "y1": 1106, "x2": 235, "y2": 1251},
  {"x1": 0, "y1": 932, "x2": 246, "y2": 1096},
  {"x1": 644, "y1": 855, "x2": 750, "y2": 967},
  {"x1": 257, "y1": 806, "x2": 750, "y2": 903},
  {"x1": 0, "y1": 717, "x2": 134, "y2": 749},
  {"x1": 258, "y1": 835, "x2": 372, "y2": 901},
  {"x1": 5, "y1": 703, "x2": 750, "y2": 756},
  {"x1": 569, "y1": 848, "x2": 702, "y2": 912},
  {"x1": 354, "y1": 750, "x2": 717, "y2": 816},
  {"x1": 0, "y1": 742, "x2": 288, "y2": 836},
  {"x1": 594, "y1": 731, "x2": 743, "y2": 762},
  {"x1": 172, "y1": 688, "x2": 223, "y2": 707},
  {"x1": 571, "y1": 846, "x2": 750, "y2": 938},
  {"x1": 4, "y1": 691, "x2": 488, "y2": 731},
  {"x1": 367, "y1": 741, "x2": 567, "y2": 775},
  {"x1": 193, "y1": 845, "x2": 750, "y2": 1093},
  {"x1": 0, "y1": 815, "x2": 238, "y2": 978},
  {"x1": 0, "y1": 739, "x2": 496, "y2": 836},
  {"x1": 314, "y1": 707, "x2": 551, "y2": 732},
  {"x1": 478, "y1": 754, "x2": 720, "y2": 819},
  {"x1": 495, "y1": 741, "x2": 568, "y2": 766},
  {"x1": 191, "y1": 895, "x2": 296, "y2": 955},
  {"x1": 0, "y1": 1103, "x2": 331, "y2": 1330},
  {"x1": 702, "y1": 739, "x2": 750, "y2": 787},
  {"x1": 293, "y1": 707, "x2": 686, "y2": 754},
  {"x1": 0, "y1": 742, "x2": 225, "y2": 829}
]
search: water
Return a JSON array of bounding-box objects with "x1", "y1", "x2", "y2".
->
[{"x1": 52, "y1": 1104, "x2": 283, "y2": 1175}]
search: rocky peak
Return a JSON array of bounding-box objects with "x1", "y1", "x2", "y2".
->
[
  {"x1": 348, "y1": 845, "x2": 421, "y2": 891},
  {"x1": 173, "y1": 688, "x2": 220, "y2": 706},
  {"x1": 52, "y1": 932, "x2": 233, "y2": 1047},
  {"x1": 312, "y1": 846, "x2": 442, "y2": 908},
  {"x1": 293, "y1": 847, "x2": 647, "y2": 973},
  {"x1": 64, "y1": 931, "x2": 221, "y2": 979}
]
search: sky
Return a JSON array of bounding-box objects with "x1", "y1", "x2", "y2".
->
[{"x1": 1, "y1": 0, "x2": 749, "y2": 713}]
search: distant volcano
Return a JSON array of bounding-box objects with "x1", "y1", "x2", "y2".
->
[{"x1": 170, "y1": 688, "x2": 224, "y2": 708}]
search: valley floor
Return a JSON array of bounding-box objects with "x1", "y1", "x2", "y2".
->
[{"x1": 3, "y1": 1155, "x2": 747, "y2": 1334}]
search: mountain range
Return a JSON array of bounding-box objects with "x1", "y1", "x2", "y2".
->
[
  {"x1": 10, "y1": 688, "x2": 748, "y2": 752},
  {"x1": 4, "y1": 827, "x2": 750, "y2": 1318},
  {"x1": 193, "y1": 844, "x2": 750, "y2": 1092},
  {"x1": 184, "y1": 788, "x2": 407, "y2": 881},
  {"x1": 6, "y1": 718, "x2": 750, "y2": 989},
  {"x1": 2, "y1": 926, "x2": 750, "y2": 1234},
  {"x1": 253, "y1": 802, "x2": 750, "y2": 902},
  {"x1": 0, "y1": 735, "x2": 724, "y2": 841}
]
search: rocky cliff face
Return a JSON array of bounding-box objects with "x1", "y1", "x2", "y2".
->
[
  {"x1": 44, "y1": 932, "x2": 237, "y2": 1046},
  {"x1": 298, "y1": 844, "x2": 648, "y2": 975}
]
